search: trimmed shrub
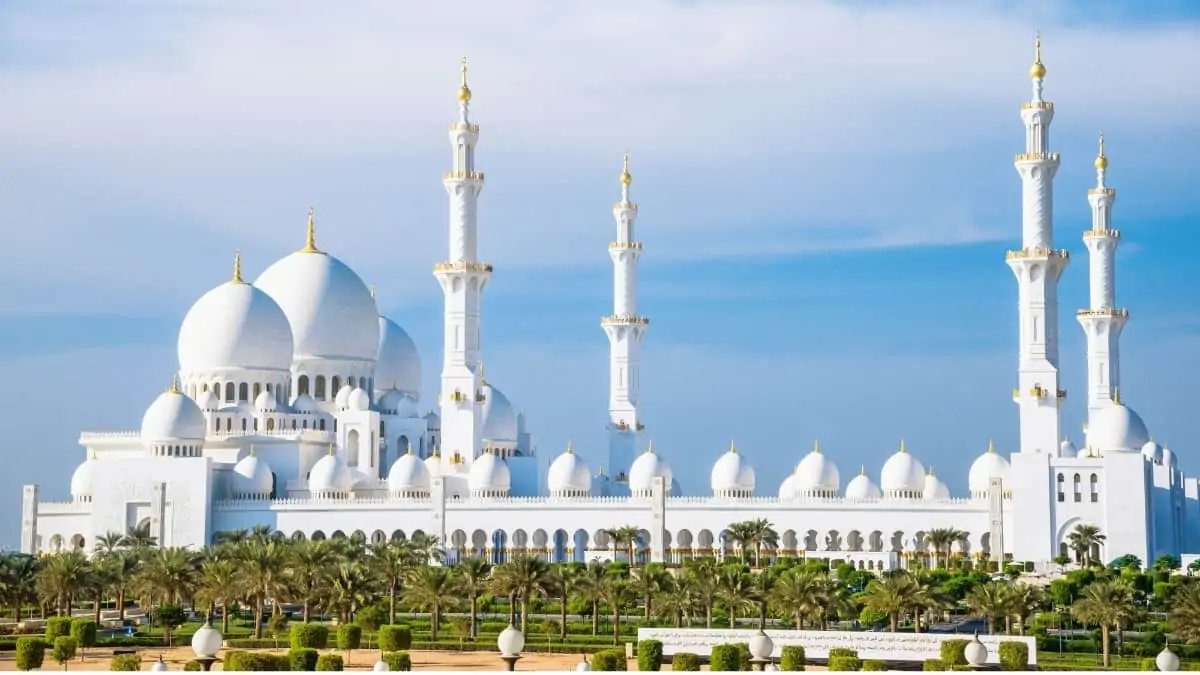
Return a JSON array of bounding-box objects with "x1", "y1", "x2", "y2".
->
[
  {"x1": 637, "y1": 639, "x2": 663, "y2": 671},
  {"x1": 15, "y1": 637, "x2": 45, "y2": 671},
  {"x1": 316, "y1": 653, "x2": 344, "y2": 671},
  {"x1": 780, "y1": 645, "x2": 806, "y2": 671},
  {"x1": 734, "y1": 642, "x2": 751, "y2": 670},
  {"x1": 379, "y1": 625, "x2": 413, "y2": 652},
  {"x1": 290, "y1": 647, "x2": 320, "y2": 671},
  {"x1": 355, "y1": 606, "x2": 388, "y2": 633},
  {"x1": 711, "y1": 644, "x2": 742, "y2": 671},
  {"x1": 1141, "y1": 658, "x2": 1159, "y2": 671},
  {"x1": 591, "y1": 648, "x2": 628, "y2": 671},
  {"x1": 997, "y1": 641, "x2": 1029, "y2": 671},
  {"x1": 224, "y1": 650, "x2": 291, "y2": 671},
  {"x1": 923, "y1": 659, "x2": 945, "y2": 671},
  {"x1": 672, "y1": 652, "x2": 701, "y2": 671},
  {"x1": 45, "y1": 618, "x2": 72, "y2": 641},
  {"x1": 337, "y1": 624, "x2": 362, "y2": 651},
  {"x1": 828, "y1": 655, "x2": 862, "y2": 671},
  {"x1": 109, "y1": 653, "x2": 141, "y2": 671},
  {"x1": 940, "y1": 639, "x2": 968, "y2": 667},
  {"x1": 267, "y1": 613, "x2": 290, "y2": 639},
  {"x1": 384, "y1": 651, "x2": 413, "y2": 671},
  {"x1": 183, "y1": 660, "x2": 203, "y2": 671},
  {"x1": 862, "y1": 660, "x2": 887, "y2": 671},
  {"x1": 51, "y1": 636, "x2": 77, "y2": 668},
  {"x1": 290, "y1": 623, "x2": 330, "y2": 650},
  {"x1": 69, "y1": 619, "x2": 97, "y2": 652},
  {"x1": 828, "y1": 648, "x2": 859, "y2": 659}
]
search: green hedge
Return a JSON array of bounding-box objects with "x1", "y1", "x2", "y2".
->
[
  {"x1": 289, "y1": 647, "x2": 319, "y2": 671},
  {"x1": 862, "y1": 660, "x2": 887, "y2": 671},
  {"x1": 829, "y1": 655, "x2": 862, "y2": 671},
  {"x1": 15, "y1": 638, "x2": 45, "y2": 671},
  {"x1": 711, "y1": 644, "x2": 742, "y2": 671},
  {"x1": 183, "y1": 660, "x2": 203, "y2": 671},
  {"x1": 290, "y1": 624, "x2": 329, "y2": 650},
  {"x1": 672, "y1": 652, "x2": 701, "y2": 671},
  {"x1": 637, "y1": 639, "x2": 663, "y2": 671},
  {"x1": 940, "y1": 639, "x2": 968, "y2": 667},
  {"x1": 223, "y1": 650, "x2": 291, "y2": 671},
  {"x1": 924, "y1": 659, "x2": 945, "y2": 671},
  {"x1": 51, "y1": 636, "x2": 77, "y2": 666},
  {"x1": 998, "y1": 642, "x2": 1029, "y2": 671},
  {"x1": 316, "y1": 653, "x2": 344, "y2": 671},
  {"x1": 781, "y1": 645, "x2": 806, "y2": 671},
  {"x1": 70, "y1": 619, "x2": 97, "y2": 650},
  {"x1": 379, "y1": 625, "x2": 413, "y2": 652},
  {"x1": 109, "y1": 653, "x2": 141, "y2": 671},
  {"x1": 336, "y1": 624, "x2": 362, "y2": 651},
  {"x1": 384, "y1": 651, "x2": 413, "y2": 671},
  {"x1": 828, "y1": 648, "x2": 859, "y2": 659},
  {"x1": 591, "y1": 648, "x2": 627, "y2": 671},
  {"x1": 45, "y1": 617, "x2": 72, "y2": 641}
]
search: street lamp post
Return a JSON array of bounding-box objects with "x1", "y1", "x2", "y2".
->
[
  {"x1": 373, "y1": 651, "x2": 390, "y2": 672},
  {"x1": 749, "y1": 631, "x2": 775, "y2": 671},
  {"x1": 576, "y1": 656, "x2": 592, "y2": 671},
  {"x1": 150, "y1": 654, "x2": 169, "y2": 672},
  {"x1": 1157, "y1": 644, "x2": 1181, "y2": 672},
  {"x1": 497, "y1": 623, "x2": 525, "y2": 671},
  {"x1": 189, "y1": 616, "x2": 223, "y2": 672},
  {"x1": 965, "y1": 632, "x2": 989, "y2": 669}
]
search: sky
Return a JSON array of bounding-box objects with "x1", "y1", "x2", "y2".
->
[{"x1": 1, "y1": 0, "x2": 1199, "y2": 548}]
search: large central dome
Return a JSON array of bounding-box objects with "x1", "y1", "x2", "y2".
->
[{"x1": 255, "y1": 212, "x2": 380, "y2": 363}]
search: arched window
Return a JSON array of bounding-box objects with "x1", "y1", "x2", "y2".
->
[
  {"x1": 301, "y1": 419, "x2": 307, "y2": 429},
  {"x1": 1089, "y1": 474, "x2": 1099, "y2": 502},
  {"x1": 331, "y1": 376, "x2": 341, "y2": 395},
  {"x1": 226, "y1": 418, "x2": 233, "y2": 432},
  {"x1": 1056, "y1": 473, "x2": 1065, "y2": 502},
  {"x1": 380, "y1": 421, "x2": 386, "y2": 436},
  {"x1": 347, "y1": 430, "x2": 360, "y2": 467},
  {"x1": 241, "y1": 418, "x2": 247, "y2": 432},
  {"x1": 253, "y1": 418, "x2": 258, "y2": 431},
  {"x1": 348, "y1": 376, "x2": 357, "y2": 389},
  {"x1": 314, "y1": 376, "x2": 327, "y2": 400},
  {"x1": 297, "y1": 375, "x2": 310, "y2": 396},
  {"x1": 253, "y1": 383, "x2": 262, "y2": 401},
  {"x1": 224, "y1": 382, "x2": 235, "y2": 402},
  {"x1": 201, "y1": 383, "x2": 209, "y2": 393},
  {"x1": 239, "y1": 382, "x2": 249, "y2": 402},
  {"x1": 293, "y1": 419, "x2": 299, "y2": 430},
  {"x1": 266, "y1": 418, "x2": 275, "y2": 431},
  {"x1": 319, "y1": 419, "x2": 326, "y2": 431},
  {"x1": 1073, "y1": 473, "x2": 1082, "y2": 502}
]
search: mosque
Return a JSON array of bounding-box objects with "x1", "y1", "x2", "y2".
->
[{"x1": 20, "y1": 44, "x2": 1200, "y2": 571}]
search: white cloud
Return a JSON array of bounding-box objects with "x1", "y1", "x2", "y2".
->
[{"x1": 0, "y1": 0, "x2": 1197, "y2": 312}]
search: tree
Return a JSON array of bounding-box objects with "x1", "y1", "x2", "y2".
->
[
  {"x1": 288, "y1": 539, "x2": 334, "y2": 623},
  {"x1": 601, "y1": 575, "x2": 634, "y2": 645},
  {"x1": 1071, "y1": 579, "x2": 1135, "y2": 668},
  {"x1": 681, "y1": 558, "x2": 720, "y2": 628},
  {"x1": 1066, "y1": 525, "x2": 1105, "y2": 566},
  {"x1": 490, "y1": 555, "x2": 551, "y2": 635},
  {"x1": 771, "y1": 569, "x2": 824, "y2": 629},
  {"x1": 602, "y1": 526, "x2": 641, "y2": 565},
  {"x1": 965, "y1": 581, "x2": 1012, "y2": 635},
  {"x1": 716, "y1": 567, "x2": 754, "y2": 628},
  {"x1": 368, "y1": 540, "x2": 410, "y2": 625},
  {"x1": 455, "y1": 557, "x2": 491, "y2": 638},
  {"x1": 403, "y1": 566, "x2": 457, "y2": 641},
  {"x1": 1169, "y1": 582, "x2": 1200, "y2": 643},
  {"x1": 862, "y1": 573, "x2": 914, "y2": 632},
  {"x1": 546, "y1": 563, "x2": 578, "y2": 640},
  {"x1": 37, "y1": 553, "x2": 91, "y2": 616},
  {"x1": 240, "y1": 538, "x2": 288, "y2": 638},
  {"x1": 630, "y1": 564, "x2": 670, "y2": 620},
  {"x1": 195, "y1": 558, "x2": 238, "y2": 635},
  {"x1": 575, "y1": 561, "x2": 609, "y2": 635},
  {"x1": 152, "y1": 604, "x2": 188, "y2": 647}
]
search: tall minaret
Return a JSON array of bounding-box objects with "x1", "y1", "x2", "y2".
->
[
  {"x1": 434, "y1": 58, "x2": 490, "y2": 470},
  {"x1": 1077, "y1": 134, "x2": 1128, "y2": 421},
  {"x1": 1007, "y1": 34, "x2": 1067, "y2": 454},
  {"x1": 603, "y1": 153, "x2": 649, "y2": 480}
]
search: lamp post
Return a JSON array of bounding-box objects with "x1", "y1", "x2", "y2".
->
[
  {"x1": 373, "y1": 651, "x2": 390, "y2": 672},
  {"x1": 576, "y1": 656, "x2": 592, "y2": 671},
  {"x1": 151, "y1": 654, "x2": 169, "y2": 672},
  {"x1": 189, "y1": 615, "x2": 223, "y2": 672},
  {"x1": 749, "y1": 631, "x2": 775, "y2": 671},
  {"x1": 964, "y1": 632, "x2": 988, "y2": 669},
  {"x1": 1157, "y1": 644, "x2": 1181, "y2": 672},
  {"x1": 497, "y1": 623, "x2": 525, "y2": 671}
]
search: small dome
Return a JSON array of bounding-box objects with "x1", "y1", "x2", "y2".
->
[
  {"x1": 375, "y1": 316, "x2": 422, "y2": 398},
  {"x1": 1060, "y1": 438, "x2": 1078, "y2": 458},
  {"x1": 348, "y1": 387, "x2": 370, "y2": 412},
  {"x1": 387, "y1": 449, "x2": 431, "y2": 494},
  {"x1": 629, "y1": 444, "x2": 673, "y2": 495},
  {"x1": 481, "y1": 382, "x2": 518, "y2": 442},
  {"x1": 1163, "y1": 446, "x2": 1177, "y2": 468},
  {"x1": 968, "y1": 441, "x2": 1011, "y2": 495},
  {"x1": 923, "y1": 470, "x2": 950, "y2": 501},
  {"x1": 177, "y1": 264, "x2": 294, "y2": 374},
  {"x1": 141, "y1": 382, "x2": 207, "y2": 445},
  {"x1": 254, "y1": 390, "x2": 278, "y2": 413},
  {"x1": 548, "y1": 445, "x2": 592, "y2": 496},
  {"x1": 1089, "y1": 398, "x2": 1150, "y2": 453},
  {"x1": 424, "y1": 453, "x2": 443, "y2": 477},
  {"x1": 468, "y1": 452, "x2": 511, "y2": 495},
  {"x1": 1141, "y1": 440, "x2": 1163, "y2": 464},
  {"x1": 377, "y1": 389, "x2": 419, "y2": 417},
  {"x1": 334, "y1": 385, "x2": 355, "y2": 410},
  {"x1": 793, "y1": 441, "x2": 839, "y2": 496},
  {"x1": 845, "y1": 467, "x2": 882, "y2": 500},
  {"x1": 291, "y1": 394, "x2": 317, "y2": 413},
  {"x1": 196, "y1": 390, "x2": 220, "y2": 412},
  {"x1": 778, "y1": 474, "x2": 796, "y2": 499},
  {"x1": 232, "y1": 451, "x2": 273, "y2": 498},
  {"x1": 308, "y1": 452, "x2": 353, "y2": 494},
  {"x1": 70, "y1": 454, "x2": 98, "y2": 500},
  {"x1": 710, "y1": 443, "x2": 755, "y2": 496},
  {"x1": 880, "y1": 441, "x2": 925, "y2": 496}
]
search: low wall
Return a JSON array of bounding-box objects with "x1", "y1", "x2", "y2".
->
[{"x1": 636, "y1": 628, "x2": 1037, "y2": 665}]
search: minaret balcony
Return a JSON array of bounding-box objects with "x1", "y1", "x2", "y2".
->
[
  {"x1": 448, "y1": 122, "x2": 480, "y2": 133},
  {"x1": 612, "y1": 201, "x2": 639, "y2": 211},
  {"x1": 602, "y1": 314, "x2": 650, "y2": 326},
  {"x1": 1083, "y1": 227, "x2": 1120, "y2": 239},
  {"x1": 1011, "y1": 385, "x2": 1066, "y2": 400},
  {"x1": 443, "y1": 170, "x2": 485, "y2": 181},
  {"x1": 1014, "y1": 152, "x2": 1060, "y2": 162},
  {"x1": 1077, "y1": 308, "x2": 1129, "y2": 318},
  {"x1": 609, "y1": 242, "x2": 643, "y2": 250},
  {"x1": 1005, "y1": 247, "x2": 1069, "y2": 261},
  {"x1": 448, "y1": 390, "x2": 468, "y2": 404},
  {"x1": 1020, "y1": 101, "x2": 1054, "y2": 111},
  {"x1": 434, "y1": 261, "x2": 494, "y2": 273},
  {"x1": 475, "y1": 390, "x2": 487, "y2": 403},
  {"x1": 1087, "y1": 187, "x2": 1116, "y2": 197}
]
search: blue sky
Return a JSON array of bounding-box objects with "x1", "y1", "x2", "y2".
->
[{"x1": 2, "y1": 0, "x2": 1199, "y2": 547}]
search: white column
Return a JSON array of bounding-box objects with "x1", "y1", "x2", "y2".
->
[
  {"x1": 435, "y1": 59, "x2": 490, "y2": 470},
  {"x1": 20, "y1": 485, "x2": 38, "y2": 555},
  {"x1": 1007, "y1": 35, "x2": 1066, "y2": 454},
  {"x1": 604, "y1": 154, "x2": 649, "y2": 478},
  {"x1": 1078, "y1": 134, "x2": 1128, "y2": 419}
]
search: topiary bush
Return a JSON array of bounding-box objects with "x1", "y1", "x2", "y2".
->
[
  {"x1": 336, "y1": 624, "x2": 362, "y2": 651},
  {"x1": 384, "y1": 651, "x2": 412, "y2": 671},
  {"x1": 940, "y1": 639, "x2": 968, "y2": 668},
  {"x1": 923, "y1": 659, "x2": 945, "y2": 671},
  {"x1": 15, "y1": 637, "x2": 45, "y2": 671},
  {"x1": 828, "y1": 648, "x2": 859, "y2": 659},
  {"x1": 997, "y1": 641, "x2": 1029, "y2": 671},
  {"x1": 183, "y1": 660, "x2": 203, "y2": 672},
  {"x1": 862, "y1": 660, "x2": 887, "y2": 671},
  {"x1": 45, "y1": 618, "x2": 72, "y2": 641},
  {"x1": 378, "y1": 625, "x2": 413, "y2": 652},
  {"x1": 109, "y1": 653, "x2": 141, "y2": 671},
  {"x1": 711, "y1": 644, "x2": 742, "y2": 671},
  {"x1": 290, "y1": 623, "x2": 330, "y2": 650},
  {"x1": 829, "y1": 655, "x2": 862, "y2": 671},
  {"x1": 1141, "y1": 658, "x2": 1159, "y2": 671},
  {"x1": 290, "y1": 647, "x2": 320, "y2": 671},
  {"x1": 780, "y1": 645, "x2": 806, "y2": 671},
  {"x1": 592, "y1": 648, "x2": 628, "y2": 671},
  {"x1": 355, "y1": 606, "x2": 387, "y2": 633},
  {"x1": 51, "y1": 636, "x2": 77, "y2": 668},
  {"x1": 672, "y1": 652, "x2": 701, "y2": 671},
  {"x1": 734, "y1": 642, "x2": 751, "y2": 670},
  {"x1": 224, "y1": 650, "x2": 291, "y2": 671},
  {"x1": 637, "y1": 639, "x2": 663, "y2": 671},
  {"x1": 316, "y1": 653, "x2": 344, "y2": 671},
  {"x1": 69, "y1": 619, "x2": 97, "y2": 654}
]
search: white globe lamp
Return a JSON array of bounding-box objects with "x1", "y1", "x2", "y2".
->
[
  {"x1": 151, "y1": 655, "x2": 169, "y2": 672},
  {"x1": 965, "y1": 632, "x2": 988, "y2": 667},
  {"x1": 497, "y1": 624, "x2": 525, "y2": 671},
  {"x1": 1157, "y1": 645, "x2": 1181, "y2": 671},
  {"x1": 189, "y1": 617, "x2": 223, "y2": 671},
  {"x1": 577, "y1": 656, "x2": 592, "y2": 671},
  {"x1": 749, "y1": 631, "x2": 774, "y2": 670},
  {"x1": 373, "y1": 654, "x2": 390, "y2": 672}
]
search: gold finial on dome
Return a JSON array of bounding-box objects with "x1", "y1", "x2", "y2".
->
[
  {"x1": 899, "y1": 439, "x2": 907, "y2": 454},
  {"x1": 407, "y1": 441, "x2": 414, "y2": 455},
  {"x1": 1095, "y1": 132, "x2": 1108, "y2": 170},
  {"x1": 1030, "y1": 32, "x2": 1046, "y2": 79},
  {"x1": 328, "y1": 443, "x2": 335, "y2": 456},
  {"x1": 369, "y1": 284, "x2": 378, "y2": 302},
  {"x1": 620, "y1": 151, "x2": 632, "y2": 187},
  {"x1": 458, "y1": 57, "x2": 472, "y2": 103},
  {"x1": 89, "y1": 449, "x2": 97, "y2": 460},
  {"x1": 813, "y1": 439, "x2": 821, "y2": 454},
  {"x1": 647, "y1": 441, "x2": 655, "y2": 454},
  {"x1": 301, "y1": 207, "x2": 320, "y2": 253},
  {"x1": 859, "y1": 464, "x2": 866, "y2": 476},
  {"x1": 479, "y1": 363, "x2": 487, "y2": 386},
  {"x1": 987, "y1": 439, "x2": 996, "y2": 454},
  {"x1": 231, "y1": 249, "x2": 244, "y2": 283},
  {"x1": 167, "y1": 375, "x2": 181, "y2": 394},
  {"x1": 249, "y1": 444, "x2": 256, "y2": 457},
  {"x1": 1113, "y1": 386, "x2": 1121, "y2": 405},
  {"x1": 566, "y1": 441, "x2": 574, "y2": 455},
  {"x1": 928, "y1": 465, "x2": 935, "y2": 476}
]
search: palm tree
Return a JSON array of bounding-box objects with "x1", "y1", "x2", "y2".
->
[
  {"x1": 630, "y1": 564, "x2": 670, "y2": 619},
  {"x1": 403, "y1": 566, "x2": 457, "y2": 641},
  {"x1": 455, "y1": 557, "x2": 492, "y2": 637},
  {"x1": 861, "y1": 573, "x2": 913, "y2": 632},
  {"x1": 407, "y1": 533, "x2": 445, "y2": 565},
  {"x1": 906, "y1": 572, "x2": 948, "y2": 633},
  {"x1": 576, "y1": 561, "x2": 609, "y2": 636},
  {"x1": 121, "y1": 523, "x2": 157, "y2": 550},
  {"x1": 368, "y1": 541, "x2": 411, "y2": 624},
  {"x1": 546, "y1": 562, "x2": 578, "y2": 640},
  {"x1": 716, "y1": 567, "x2": 754, "y2": 628},
  {"x1": 771, "y1": 569, "x2": 824, "y2": 629},
  {"x1": 136, "y1": 547, "x2": 199, "y2": 607},
  {"x1": 326, "y1": 560, "x2": 373, "y2": 623},
  {"x1": 240, "y1": 538, "x2": 288, "y2": 638},
  {"x1": 602, "y1": 526, "x2": 641, "y2": 565},
  {"x1": 681, "y1": 558, "x2": 720, "y2": 628},
  {"x1": 748, "y1": 568, "x2": 777, "y2": 629},
  {"x1": 491, "y1": 555, "x2": 551, "y2": 634},
  {"x1": 288, "y1": 540, "x2": 333, "y2": 623},
  {"x1": 966, "y1": 581, "x2": 1012, "y2": 634},
  {"x1": 723, "y1": 522, "x2": 756, "y2": 564},
  {"x1": 0, "y1": 554, "x2": 41, "y2": 623},
  {"x1": 1071, "y1": 580, "x2": 1135, "y2": 668},
  {"x1": 600, "y1": 575, "x2": 634, "y2": 645},
  {"x1": 1169, "y1": 582, "x2": 1200, "y2": 643},
  {"x1": 38, "y1": 552, "x2": 91, "y2": 616},
  {"x1": 1006, "y1": 583, "x2": 1043, "y2": 635},
  {"x1": 1066, "y1": 524, "x2": 1105, "y2": 566},
  {"x1": 745, "y1": 519, "x2": 779, "y2": 567},
  {"x1": 925, "y1": 528, "x2": 966, "y2": 569},
  {"x1": 195, "y1": 558, "x2": 239, "y2": 634}
]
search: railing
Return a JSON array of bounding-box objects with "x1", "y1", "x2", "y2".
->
[
  {"x1": 433, "y1": 261, "x2": 493, "y2": 273},
  {"x1": 601, "y1": 314, "x2": 651, "y2": 326},
  {"x1": 443, "y1": 171, "x2": 485, "y2": 181},
  {"x1": 1083, "y1": 227, "x2": 1120, "y2": 238},
  {"x1": 1020, "y1": 101, "x2": 1054, "y2": 111},
  {"x1": 608, "y1": 242, "x2": 643, "y2": 250},
  {"x1": 1014, "y1": 152, "x2": 1060, "y2": 162},
  {"x1": 448, "y1": 122, "x2": 480, "y2": 133},
  {"x1": 1087, "y1": 187, "x2": 1116, "y2": 197},
  {"x1": 1005, "y1": 247, "x2": 1069, "y2": 260},
  {"x1": 1077, "y1": 308, "x2": 1129, "y2": 318}
]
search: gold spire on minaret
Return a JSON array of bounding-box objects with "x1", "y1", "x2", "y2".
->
[
  {"x1": 566, "y1": 441, "x2": 574, "y2": 455},
  {"x1": 301, "y1": 207, "x2": 320, "y2": 253},
  {"x1": 1095, "y1": 132, "x2": 1108, "y2": 170},
  {"x1": 249, "y1": 444, "x2": 256, "y2": 457},
  {"x1": 231, "y1": 249, "x2": 244, "y2": 283},
  {"x1": 1030, "y1": 32, "x2": 1046, "y2": 79},
  {"x1": 479, "y1": 363, "x2": 488, "y2": 386},
  {"x1": 620, "y1": 151, "x2": 632, "y2": 187},
  {"x1": 458, "y1": 57, "x2": 472, "y2": 103},
  {"x1": 167, "y1": 375, "x2": 181, "y2": 394}
]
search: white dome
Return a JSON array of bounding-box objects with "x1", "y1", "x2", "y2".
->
[
  {"x1": 968, "y1": 442, "x2": 1011, "y2": 494},
  {"x1": 1088, "y1": 399, "x2": 1151, "y2": 453},
  {"x1": 376, "y1": 316, "x2": 422, "y2": 397},
  {"x1": 481, "y1": 382, "x2": 518, "y2": 442},
  {"x1": 778, "y1": 474, "x2": 796, "y2": 499},
  {"x1": 1059, "y1": 438, "x2": 1078, "y2": 458},
  {"x1": 177, "y1": 267, "x2": 294, "y2": 374},
  {"x1": 424, "y1": 453, "x2": 443, "y2": 477},
  {"x1": 1163, "y1": 446, "x2": 1177, "y2": 468},
  {"x1": 232, "y1": 452, "x2": 273, "y2": 497},
  {"x1": 348, "y1": 387, "x2": 370, "y2": 411},
  {"x1": 468, "y1": 452, "x2": 511, "y2": 495},
  {"x1": 70, "y1": 454, "x2": 98, "y2": 500},
  {"x1": 1141, "y1": 440, "x2": 1163, "y2": 464},
  {"x1": 291, "y1": 394, "x2": 316, "y2": 413},
  {"x1": 334, "y1": 384, "x2": 355, "y2": 410},
  {"x1": 140, "y1": 384, "x2": 207, "y2": 444},
  {"x1": 196, "y1": 390, "x2": 219, "y2": 412},
  {"x1": 845, "y1": 468, "x2": 882, "y2": 500},
  {"x1": 710, "y1": 445, "x2": 755, "y2": 495},
  {"x1": 922, "y1": 471, "x2": 950, "y2": 501},
  {"x1": 379, "y1": 390, "x2": 418, "y2": 418},
  {"x1": 308, "y1": 452, "x2": 353, "y2": 494},
  {"x1": 880, "y1": 442, "x2": 925, "y2": 495},
  {"x1": 254, "y1": 390, "x2": 278, "y2": 413},
  {"x1": 387, "y1": 449, "x2": 431, "y2": 494},
  {"x1": 548, "y1": 446, "x2": 592, "y2": 495},
  {"x1": 254, "y1": 233, "x2": 379, "y2": 363},
  {"x1": 629, "y1": 446, "x2": 673, "y2": 494},
  {"x1": 793, "y1": 442, "x2": 839, "y2": 495}
]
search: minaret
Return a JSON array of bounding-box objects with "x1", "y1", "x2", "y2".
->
[
  {"x1": 1007, "y1": 34, "x2": 1067, "y2": 454},
  {"x1": 1077, "y1": 133, "x2": 1128, "y2": 420},
  {"x1": 603, "y1": 152, "x2": 649, "y2": 479},
  {"x1": 434, "y1": 58, "x2": 490, "y2": 470}
]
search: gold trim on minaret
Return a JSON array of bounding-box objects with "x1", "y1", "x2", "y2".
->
[
  {"x1": 1094, "y1": 132, "x2": 1108, "y2": 170},
  {"x1": 458, "y1": 57, "x2": 472, "y2": 103},
  {"x1": 620, "y1": 151, "x2": 632, "y2": 187},
  {"x1": 231, "y1": 249, "x2": 244, "y2": 284},
  {"x1": 301, "y1": 207, "x2": 320, "y2": 253},
  {"x1": 1030, "y1": 32, "x2": 1046, "y2": 79},
  {"x1": 167, "y1": 375, "x2": 181, "y2": 394}
]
